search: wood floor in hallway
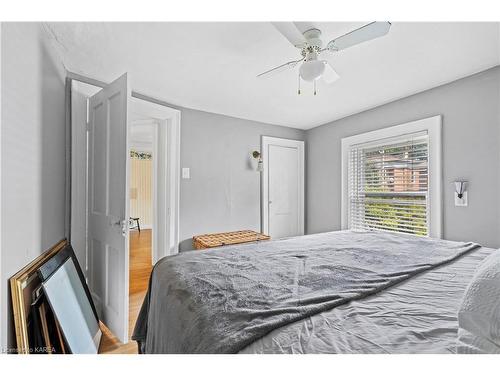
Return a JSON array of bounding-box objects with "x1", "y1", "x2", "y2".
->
[{"x1": 99, "y1": 229, "x2": 152, "y2": 354}]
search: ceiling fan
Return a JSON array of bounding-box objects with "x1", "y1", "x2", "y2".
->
[{"x1": 258, "y1": 21, "x2": 392, "y2": 94}]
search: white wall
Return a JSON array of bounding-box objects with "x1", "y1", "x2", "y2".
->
[
  {"x1": 0, "y1": 23, "x2": 67, "y2": 349},
  {"x1": 306, "y1": 66, "x2": 500, "y2": 248}
]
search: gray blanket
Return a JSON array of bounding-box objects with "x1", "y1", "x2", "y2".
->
[{"x1": 132, "y1": 230, "x2": 479, "y2": 353}]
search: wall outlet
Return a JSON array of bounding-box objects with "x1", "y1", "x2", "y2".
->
[
  {"x1": 182, "y1": 167, "x2": 190, "y2": 179},
  {"x1": 454, "y1": 191, "x2": 468, "y2": 207}
]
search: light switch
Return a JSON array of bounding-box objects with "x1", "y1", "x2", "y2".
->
[{"x1": 182, "y1": 167, "x2": 190, "y2": 179}]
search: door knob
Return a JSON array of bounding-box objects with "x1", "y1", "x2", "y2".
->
[{"x1": 112, "y1": 219, "x2": 128, "y2": 236}]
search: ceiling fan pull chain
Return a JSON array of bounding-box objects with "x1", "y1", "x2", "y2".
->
[
  {"x1": 314, "y1": 80, "x2": 317, "y2": 95},
  {"x1": 297, "y1": 74, "x2": 301, "y2": 95}
]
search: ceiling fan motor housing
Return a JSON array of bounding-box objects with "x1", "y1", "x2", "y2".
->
[
  {"x1": 300, "y1": 28, "x2": 323, "y2": 59},
  {"x1": 303, "y1": 28, "x2": 323, "y2": 47}
]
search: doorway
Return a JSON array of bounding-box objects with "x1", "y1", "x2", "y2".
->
[
  {"x1": 261, "y1": 136, "x2": 305, "y2": 239},
  {"x1": 69, "y1": 74, "x2": 180, "y2": 346},
  {"x1": 129, "y1": 97, "x2": 181, "y2": 265},
  {"x1": 128, "y1": 119, "x2": 154, "y2": 349}
]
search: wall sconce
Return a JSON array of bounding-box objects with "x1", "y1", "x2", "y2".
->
[
  {"x1": 454, "y1": 181, "x2": 468, "y2": 207},
  {"x1": 252, "y1": 150, "x2": 264, "y2": 172}
]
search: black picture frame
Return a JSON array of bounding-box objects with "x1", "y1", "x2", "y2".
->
[
  {"x1": 37, "y1": 243, "x2": 99, "y2": 321},
  {"x1": 37, "y1": 243, "x2": 102, "y2": 353}
]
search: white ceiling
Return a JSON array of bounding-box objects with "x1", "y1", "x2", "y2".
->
[{"x1": 47, "y1": 22, "x2": 500, "y2": 129}]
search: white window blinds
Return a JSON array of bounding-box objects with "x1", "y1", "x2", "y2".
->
[{"x1": 348, "y1": 131, "x2": 429, "y2": 236}]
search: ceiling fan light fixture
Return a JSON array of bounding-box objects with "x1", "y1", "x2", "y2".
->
[
  {"x1": 299, "y1": 59, "x2": 325, "y2": 81},
  {"x1": 258, "y1": 21, "x2": 392, "y2": 89}
]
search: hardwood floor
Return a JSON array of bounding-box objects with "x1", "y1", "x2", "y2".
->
[{"x1": 99, "y1": 229, "x2": 152, "y2": 354}]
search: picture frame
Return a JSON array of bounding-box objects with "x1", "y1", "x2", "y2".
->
[
  {"x1": 40, "y1": 257, "x2": 102, "y2": 353},
  {"x1": 38, "y1": 244, "x2": 101, "y2": 354},
  {"x1": 9, "y1": 239, "x2": 67, "y2": 354},
  {"x1": 37, "y1": 242, "x2": 99, "y2": 321}
]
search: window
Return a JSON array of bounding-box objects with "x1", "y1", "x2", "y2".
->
[
  {"x1": 349, "y1": 132, "x2": 428, "y2": 235},
  {"x1": 341, "y1": 116, "x2": 442, "y2": 238}
]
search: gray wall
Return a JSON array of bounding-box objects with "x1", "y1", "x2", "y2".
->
[
  {"x1": 0, "y1": 23, "x2": 67, "y2": 349},
  {"x1": 306, "y1": 66, "x2": 500, "y2": 248},
  {"x1": 179, "y1": 108, "x2": 305, "y2": 251}
]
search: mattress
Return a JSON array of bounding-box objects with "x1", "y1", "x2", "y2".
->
[{"x1": 241, "y1": 244, "x2": 494, "y2": 354}]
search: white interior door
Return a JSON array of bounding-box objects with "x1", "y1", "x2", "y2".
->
[
  {"x1": 262, "y1": 136, "x2": 304, "y2": 239},
  {"x1": 87, "y1": 73, "x2": 130, "y2": 343}
]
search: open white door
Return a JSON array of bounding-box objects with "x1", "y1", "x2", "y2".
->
[{"x1": 87, "y1": 74, "x2": 130, "y2": 343}]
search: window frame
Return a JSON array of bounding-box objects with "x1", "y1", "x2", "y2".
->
[{"x1": 341, "y1": 115, "x2": 442, "y2": 238}]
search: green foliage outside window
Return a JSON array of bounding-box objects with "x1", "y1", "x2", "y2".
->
[{"x1": 363, "y1": 199, "x2": 427, "y2": 236}]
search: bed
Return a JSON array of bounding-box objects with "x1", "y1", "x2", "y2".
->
[{"x1": 132, "y1": 230, "x2": 496, "y2": 354}]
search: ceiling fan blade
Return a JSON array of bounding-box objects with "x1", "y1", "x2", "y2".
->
[
  {"x1": 257, "y1": 59, "x2": 302, "y2": 79},
  {"x1": 321, "y1": 61, "x2": 340, "y2": 84},
  {"x1": 271, "y1": 22, "x2": 306, "y2": 48},
  {"x1": 327, "y1": 21, "x2": 391, "y2": 51}
]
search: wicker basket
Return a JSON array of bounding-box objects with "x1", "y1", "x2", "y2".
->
[{"x1": 193, "y1": 230, "x2": 270, "y2": 250}]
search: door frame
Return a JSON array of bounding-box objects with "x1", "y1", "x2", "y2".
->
[
  {"x1": 68, "y1": 72, "x2": 181, "y2": 272},
  {"x1": 261, "y1": 136, "x2": 305, "y2": 237},
  {"x1": 129, "y1": 97, "x2": 181, "y2": 262}
]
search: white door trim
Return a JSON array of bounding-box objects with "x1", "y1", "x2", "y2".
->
[
  {"x1": 130, "y1": 97, "x2": 181, "y2": 260},
  {"x1": 261, "y1": 136, "x2": 305, "y2": 237}
]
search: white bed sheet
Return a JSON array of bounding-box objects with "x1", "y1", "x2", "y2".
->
[{"x1": 240, "y1": 245, "x2": 495, "y2": 354}]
